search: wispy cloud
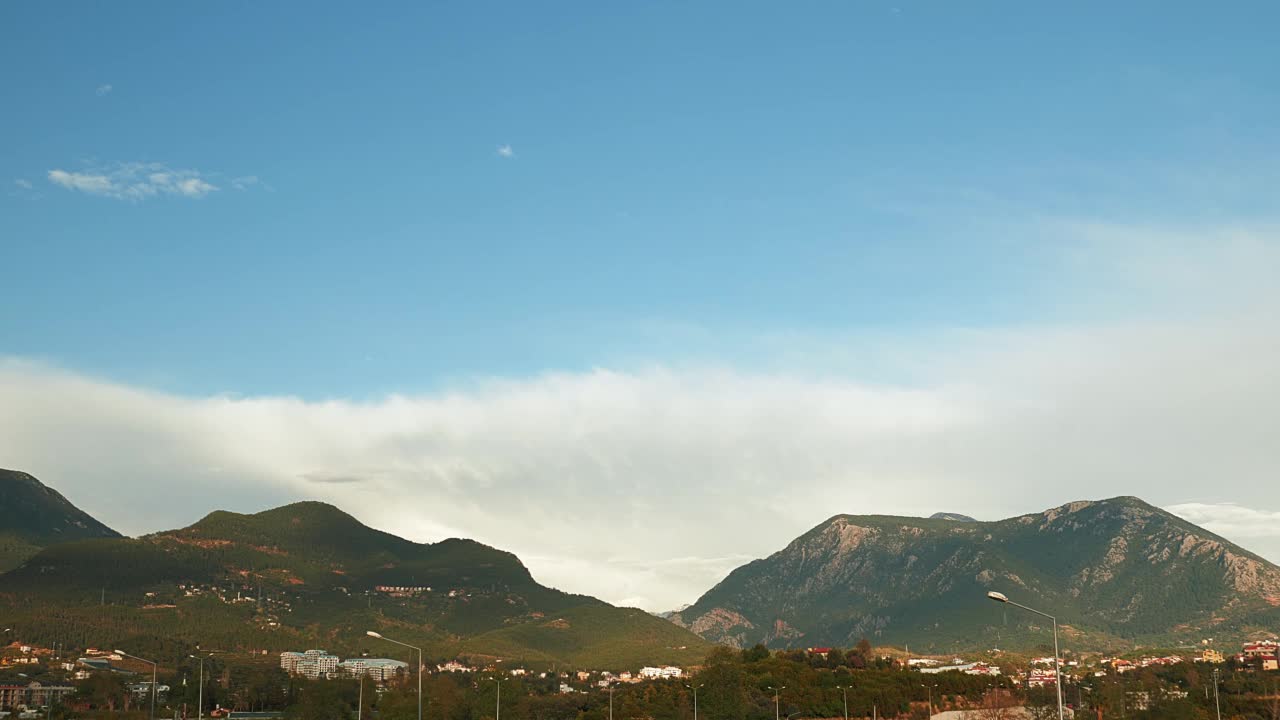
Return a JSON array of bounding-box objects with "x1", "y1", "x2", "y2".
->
[
  {"x1": 496, "y1": 144, "x2": 514, "y2": 158},
  {"x1": 1166, "y1": 504, "x2": 1280, "y2": 540},
  {"x1": 95, "y1": 84, "x2": 113, "y2": 97},
  {"x1": 47, "y1": 163, "x2": 219, "y2": 201}
]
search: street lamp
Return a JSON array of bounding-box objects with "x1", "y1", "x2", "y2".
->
[
  {"x1": 987, "y1": 591, "x2": 1064, "y2": 720},
  {"x1": 366, "y1": 631, "x2": 422, "y2": 720},
  {"x1": 115, "y1": 649, "x2": 158, "y2": 720},
  {"x1": 607, "y1": 686, "x2": 615, "y2": 720},
  {"x1": 835, "y1": 685, "x2": 849, "y2": 720},
  {"x1": 767, "y1": 686, "x2": 786, "y2": 720},
  {"x1": 489, "y1": 676, "x2": 502, "y2": 720},
  {"x1": 685, "y1": 683, "x2": 703, "y2": 720},
  {"x1": 1212, "y1": 667, "x2": 1222, "y2": 720},
  {"x1": 188, "y1": 655, "x2": 205, "y2": 720},
  {"x1": 188, "y1": 652, "x2": 222, "y2": 720},
  {"x1": 921, "y1": 683, "x2": 937, "y2": 717},
  {"x1": 357, "y1": 671, "x2": 365, "y2": 720}
]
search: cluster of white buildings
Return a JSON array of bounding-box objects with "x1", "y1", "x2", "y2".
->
[
  {"x1": 282, "y1": 650, "x2": 408, "y2": 680},
  {"x1": 918, "y1": 661, "x2": 1002, "y2": 677},
  {"x1": 280, "y1": 650, "x2": 340, "y2": 679},
  {"x1": 639, "y1": 666, "x2": 684, "y2": 679}
]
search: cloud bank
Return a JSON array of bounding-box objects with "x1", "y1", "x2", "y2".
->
[{"x1": 1, "y1": 223, "x2": 1277, "y2": 611}]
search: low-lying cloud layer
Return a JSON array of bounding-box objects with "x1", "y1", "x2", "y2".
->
[{"x1": 2, "y1": 224, "x2": 1278, "y2": 610}]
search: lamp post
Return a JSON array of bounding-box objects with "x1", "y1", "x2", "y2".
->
[
  {"x1": 366, "y1": 631, "x2": 422, "y2": 720},
  {"x1": 986, "y1": 592, "x2": 1063, "y2": 720},
  {"x1": 188, "y1": 655, "x2": 204, "y2": 720},
  {"x1": 1213, "y1": 667, "x2": 1222, "y2": 720},
  {"x1": 115, "y1": 649, "x2": 158, "y2": 720},
  {"x1": 357, "y1": 672, "x2": 364, "y2": 720},
  {"x1": 767, "y1": 686, "x2": 786, "y2": 720},
  {"x1": 835, "y1": 685, "x2": 849, "y2": 720},
  {"x1": 685, "y1": 683, "x2": 703, "y2": 720},
  {"x1": 187, "y1": 651, "x2": 221, "y2": 720},
  {"x1": 607, "y1": 686, "x2": 615, "y2": 720},
  {"x1": 490, "y1": 676, "x2": 502, "y2": 720},
  {"x1": 922, "y1": 683, "x2": 937, "y2": 718}
]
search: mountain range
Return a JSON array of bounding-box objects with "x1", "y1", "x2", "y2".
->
[
  {"x1": 6, "y1": 468, "x2": 1280, "y2": 664},
  {"x1": 670, "y1": 497, "x2": 1280, "y2": 652},
  {"x1": 0, "y1": 468, "x2": 707, "y2": 668}
]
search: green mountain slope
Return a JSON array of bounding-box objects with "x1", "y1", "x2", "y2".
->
[
  {"x1": 671, "y1": 497, "x2": 1280, "y2": 652},
  {"x1": 0, "y1": 469, "x2": 121, "y2": 571},
  {"x1": 1, "y1": 494, "x2": 707, "y2": 668}
]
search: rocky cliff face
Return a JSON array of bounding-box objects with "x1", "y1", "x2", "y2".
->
[{"x1": 671, "y1": 497, "x2": 1280, "y2": 651}]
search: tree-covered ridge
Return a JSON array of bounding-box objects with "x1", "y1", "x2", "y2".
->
[
  {"x1": 674, "y1": 496, "x2": 1280, "y2": 651},
  {"x1": 0, "y1": 478, "x2": 708, "y2": 668},
  {"x1": 0, "y1": 468, "x2": 121, "y2": 572}
]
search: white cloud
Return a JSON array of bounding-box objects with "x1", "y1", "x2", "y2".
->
[
  {"x1": 96, "y1": 84, "x2": 113, "y2": 97},
  {"x1": 497, "y1": 144, "x2": 514, "y2": 158},
  {"x1": 47, "y1": 163, "x2": 219, "y2": 201},
  {"x1": 1166, "y1": 504, "x2": 1280, "y2": 539},
  {"x1": 1, "y1": 223, "x2": 1278, "y2": 611}
]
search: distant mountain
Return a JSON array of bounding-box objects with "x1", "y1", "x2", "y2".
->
[
  {"x1": 929, "y1": 512, "x2": 977, "y2": 522},
  {"x1": 0, "y1": 469, "x2": 120, "y2": 572},
  {"x1": 671, "y1": 497, "x2": 1280, "y2": 652},
  {"x1": 1, "y1": 492, "x2": 707, "y2": 668}
]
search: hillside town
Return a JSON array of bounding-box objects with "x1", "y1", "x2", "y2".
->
[{"x1": 6, "y1": 633, "x2": 1280, "y2": 718}]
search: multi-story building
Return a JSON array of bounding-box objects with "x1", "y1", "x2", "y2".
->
[
  {"x1": 1198, "y1": 649, "x2": 1225, "y2": 664},
  {"x1": 340, "y1": 658, "x2": 408, "y2": 682},
  {"x1": 0, "y1": 682, "x2": 75, "y2": 710},
  {"x1": 297, "y1": 650, "x2": 340, "y2": 679},
  {"x1": 280, "y1": 650, "x2": 339, "y2": 678},
  {"x1": 279, "y1": 652, "x2": 305, "y2": 674},
  {"x1": 1242, "y1": 641, "x2": 1279, "y2": 659}
]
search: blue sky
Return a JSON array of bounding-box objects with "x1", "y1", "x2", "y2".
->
[
  {"x1": 4, "y1": 3, "x2": 1280, "y2": 608},
  {"x1": 5, "y1": 2, "x2": 1278, "y2": 397}
]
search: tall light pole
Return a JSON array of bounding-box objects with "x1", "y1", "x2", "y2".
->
[
  {"x1": 685, "y1": 683, "x2": 703, "y2": 720},
  {"x1": 767, "y1": 686, "x2": 786, "y2": 720},
  {"x1": 367, "y1": 631, "x2": 422, "y2": 720},
  {"x1": 188, "y1": 655, "x2": 204, "y2": 720},
  {"x1": 987, "y1": 591, "x2": 1064, "y2": 720},
  {"x1": 922, "y1": 683, "x2": 937, "y2": 717},
  {"x1": 490, "y1": 676, "x2": 502, "y2": 720},
  {"x1": 836, "y1": 685, "x2": 849, "y2": 720},
  {"x1": 1213, "y1": 667, "x2": 1222, "y2": 720},
  {"x1": 357, "y1": 672, "x2": 364, "y2": 720},
  {"x1": 188, "y1": 651, "x2": 221, "y2": 720},
  {"x1": 115, "y1": 649, "x2": 158, "y2": 720}
]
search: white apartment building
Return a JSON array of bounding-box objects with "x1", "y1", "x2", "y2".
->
[
  {"x1": 340, "y1": 658, "x2": 408, "y2": 682},
  {"x1": 281, "y1": 649, "x2": 340, "y2": 678}
]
